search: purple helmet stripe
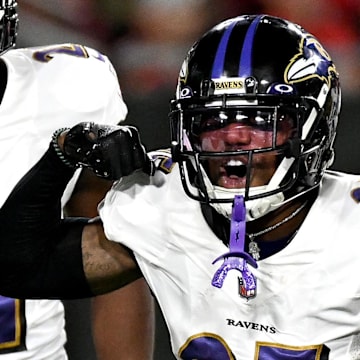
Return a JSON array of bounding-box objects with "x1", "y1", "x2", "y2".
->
[
  {"x1": 211, "y1": 16, "x2": 263, "y2": 79},
  {"x1": 239, "y1": 15, "x2": 263, "y2": 77},
  {"x1": 211, "y1": 20, "x2": 237, "y2": 78}
]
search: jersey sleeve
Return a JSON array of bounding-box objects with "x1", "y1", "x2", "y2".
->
[{"x1": 99, "y1": 170, "x2": 169, "y2": 262}]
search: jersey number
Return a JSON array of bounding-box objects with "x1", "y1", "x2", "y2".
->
[
  {"x1": 32, "y1": 43, "x2": 105, "y2": 63},
  {"x1": 179, "y1": 333, "x2": 330, "y2": 359},
  {"x1": 0, "y1": 296, "x2": 26, "y2": 354}
]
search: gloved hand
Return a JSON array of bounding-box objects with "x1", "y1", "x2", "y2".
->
[{"x1": 61, "y1": 122, "x2": 152, "y2": 180}]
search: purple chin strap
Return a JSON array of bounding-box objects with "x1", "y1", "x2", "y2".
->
[{"x1": 212, "y1": 195, "x2": 258, "y2": 299}]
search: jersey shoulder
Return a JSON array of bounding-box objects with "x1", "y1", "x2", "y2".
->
[
  {"x1": 148, "y1": 148, "x2": 175, "y2": 175},
  {"x1": 108, "y1": 148, "x2": 179, "y2": 200},
  {"x1": 323, "y1": 170, "x2": 360, "y2": 204},
  {"x1": 3, "y1": 43, "x2": 119, "y2": 88},
  {"x1": 6, "y1": 43, "x2": 112, "y2": 67},
  {"x1": 2, "y1": 44, "x2": 127, "y2": 122}
]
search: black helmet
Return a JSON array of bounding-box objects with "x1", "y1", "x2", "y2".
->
[
  {"x1": 0, "y1": 0, "x2": 18, "y2": 53},
  {"x1": 170, "y1": 14, "x2": 341, "y2": 220}
]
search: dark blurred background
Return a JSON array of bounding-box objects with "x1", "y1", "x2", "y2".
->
[{"x1": 17, "y1": 0, "x2": 360, "y2": 359}]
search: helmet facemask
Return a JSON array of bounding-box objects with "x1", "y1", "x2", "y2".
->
[{"x1": 171, "y1": 94, "x2": 311, "y2": 220}]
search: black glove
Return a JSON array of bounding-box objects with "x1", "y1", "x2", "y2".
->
[{"x1": 62, "y1": 122, "x2": 152, "y2": 180}]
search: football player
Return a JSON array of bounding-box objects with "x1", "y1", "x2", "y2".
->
[
  {"x1": 0, "y1": 1, "x2": 154, "y2": 359},
  {"x1": 1, "y1": 14, "x2": 359, "y2": 359}
]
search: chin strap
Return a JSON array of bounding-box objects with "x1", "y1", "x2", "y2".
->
[
  {"x1": 211, "y1": 195, "x2": 258, "y2": 299},
  {"x1": 247, "y1": 156, "x2": 294, "y2": 220},
  {"x1": 210, "y1": 155, "x2": 295, "y2": 221},
  {"x1": 210, "y1": 186, "x2": 285, "y2": 221}
]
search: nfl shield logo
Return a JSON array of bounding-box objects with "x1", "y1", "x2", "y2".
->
[{"x1": 239, "y1": 277, "x2": 257, "y2": 299}]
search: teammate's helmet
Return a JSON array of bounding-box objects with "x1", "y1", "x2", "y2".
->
[
  {"x1": 0, "y1": 0, "x2": 18, "y2": 53},
  {"x1": 169, "y1": 14, "x2": 341, "y2": 220}
]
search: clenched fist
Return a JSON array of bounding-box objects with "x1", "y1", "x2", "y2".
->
[{"x1": 61, "y1": 122, "x2": 152, "y2": 180}]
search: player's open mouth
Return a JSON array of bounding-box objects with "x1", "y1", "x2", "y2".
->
[
  {"x1": 224, "y1": 159, "x2": 247, "y2": 178},
  {"x1": 217, "y1": 159, "x2": 249, "y2": 188}
]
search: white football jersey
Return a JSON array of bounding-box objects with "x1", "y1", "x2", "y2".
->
[
  {"x1": 99, "y1": 154, "x2": 360, "y2": 359},
  {"x1": 0, "y1": 44, "x2": 127, "y2": 359}
]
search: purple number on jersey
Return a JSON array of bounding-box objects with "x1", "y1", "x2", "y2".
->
[
  {"x1": 32, "y1": 43, "x2": 105, "y2": 63},
  {"x1": 0, "y1": 296, "x2": 26, "y2": 354},
  {"x1": 179, "y1": 333, "x2": 330, "y2": 359}
]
